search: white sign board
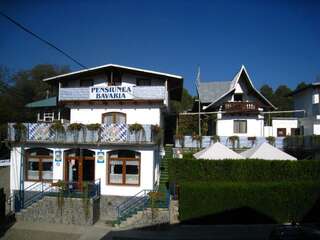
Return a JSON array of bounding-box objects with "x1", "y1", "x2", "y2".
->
[
  {"x1": 0, "y1": 159, "x2": 10, "y2": 167},
  {"x1": 89, "y1": 86, "x2": 134, "y2": 100}
]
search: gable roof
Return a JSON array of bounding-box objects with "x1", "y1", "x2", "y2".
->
[
  {"x1": 198, "y1": 81, "x2": 231, "y2": 103},
  {"x1": 240, "y1": 142, "x2": 297, "y2": 160},
  {"x1": 43, "y1": 64, "x2": 183, "y2": 81},
  {"x1": 198, "y1": 65, "x2": 276, "y2": 110},
  {"x1": 43, "y1": 63, "x2": 183, "y2": 101}
]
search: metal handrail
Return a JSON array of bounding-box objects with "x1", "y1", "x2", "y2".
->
[
  {"x1": 9, "y1": 179, "x2": 101, "y2": 212},
  {"x1": 116, "y1": 188, "x2": 170, "y2": 221},
  {"x1": 119, "y1": 192, "x2": 149, "y2": 214},
  {"x1": 24, "y1": 183, "x2": 54, "y2": 208},
  {"x1": 118, "y1": 194, "x2": 150, "y2": 220},
  {"x1": 116, "y1": 189, "x2": 150, "y2": 210}
]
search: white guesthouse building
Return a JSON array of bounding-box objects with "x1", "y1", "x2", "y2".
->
[
  {"x1": 8, "y1": 64, "x2": 183, "y2": 199},
  {"x1": 197, "y1": 65, "x2": 299, "y2": 138}
]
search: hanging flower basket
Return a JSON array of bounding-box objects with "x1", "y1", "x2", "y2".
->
[
  {"x1": 67, "y1": 123, "x2": 84, "y2": 142},
  {"x1": 129, "y1": 123, "x2": 145, "y2": 142},
  {"x1": 86, "y1": 123, "x2": 101, "y2": 142},
  {"x1": 50, "y1": 121, "x2": 65, "y2": 142},
  {"x1": 174, "y1": 133, "x2": 184, "y2": 148}
]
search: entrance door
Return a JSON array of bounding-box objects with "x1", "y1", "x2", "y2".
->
[{"x1": 64, "y1": 149, "x2": 95, "y2": 186}]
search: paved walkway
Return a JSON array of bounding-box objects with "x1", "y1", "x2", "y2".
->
[
  {"x1": 1, "y1": 221, "x2": 113, "y2": 240},
  {"x1": 102, "y1": 224, "x2": 276, "y2": 240}
]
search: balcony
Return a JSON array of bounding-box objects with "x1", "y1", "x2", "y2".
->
[
  {"x1": 59, "y1": 86, "x2": 167, "y2": 102},
  {"x1": 8, "y1": 123, "x2": 160, "y2": 145},
  {"x1": 223, "y1": 102, "x2": 260, "y2": 113}
]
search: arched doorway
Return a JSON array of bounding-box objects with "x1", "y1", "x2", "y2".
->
[{"x1": 64, "y1": 148, "x2": 95, "y2": 183}]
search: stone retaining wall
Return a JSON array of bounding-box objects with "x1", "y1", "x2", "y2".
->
[
  {"x1": 100, "y1": 195, "x2": 129, "y2": 221},
  {"x1": 16, "y1": 196, "x2": 100, "y2": 225}
]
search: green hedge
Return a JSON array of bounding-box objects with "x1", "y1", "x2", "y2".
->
[
  {"x1": 179, "y1": 181, "x2": 320, "y2": 223},
  {"x1": 169, "y1": 159, "x2": 320, "y2": 183}
]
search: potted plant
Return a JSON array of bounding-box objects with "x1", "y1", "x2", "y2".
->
[
  {"x1": 247, "y1": 136, "x2": 257, "y2": 147},
  {"x1": 192, "y1": 132, "x2": 202, "y2": 149},
  {"x1": 151, "y1": 124, "x2": 162, "y2": 145},
  {"x1": 86, "y1": 123, "x2": 101, "y2": 143},
  {"x1": 228, "y1": 135, "x2": 240, "y2": 150},
  {"x1": 174, "y1": 132, "x2": 184, "y2": 148},
  {"x1": 210, "y1": 135, "x2": 220, "y2": 144},
  {"x1": 67, "y1": 123, "x2": 84, "y2": 142},
  {"x1": 50, "y1": 121, "x2": 65, "y2": 142},
  {"x1": 148, "y1": 191, "x2": 165, "y2": 221},
  {"x1": 129, "y1": 123, "x2": 145, "y2": 142},
  {"x1": 266, "y1": 136, "x2": 276, "y2": 146},
  {"x1": 13, "y1": 123, "x2": 27, "y2": 142},
  {"x1": 55, "y1": 180, "x2": 67, "y2": 216}
]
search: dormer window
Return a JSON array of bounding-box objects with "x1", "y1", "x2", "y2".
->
[{"x1": 234, "y1": 93, "x2": 243, "y2": 102}]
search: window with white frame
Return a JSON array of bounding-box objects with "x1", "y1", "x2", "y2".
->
[{"x1": 234, "y1": 120, "x2": 247, "y2": 134}]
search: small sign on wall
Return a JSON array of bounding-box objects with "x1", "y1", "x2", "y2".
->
[
  {"x1": 97, "y1": 151, "x2": 105, "y2": 163},
  {"x1": 55, "y1": 150, "x2": 62, "y2": 162}
]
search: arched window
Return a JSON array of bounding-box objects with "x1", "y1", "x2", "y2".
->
[
  {"x1": 25, "y1": 148, "x2": 53, "y2": 181},
  {"x1": 102, "y1": 112, "x2": 126, "y2": 124},
  {"x1": 108, "y1": 150, "x2": 140, "y2": 186}
]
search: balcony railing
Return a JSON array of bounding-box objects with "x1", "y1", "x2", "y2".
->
[
  {"x1": 224, "y1": 101, "x2": 259, "y2": 113},
  {"x1": 59, "y1": 86, "x2": 167, "y2": 101},
  {"x1": 8, "y1": 123, "x2": 159, "y2": 145}
]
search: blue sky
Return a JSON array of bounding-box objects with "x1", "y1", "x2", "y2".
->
[{"x1": 0, "y1": 0, "x2": 319, "y2": 95}]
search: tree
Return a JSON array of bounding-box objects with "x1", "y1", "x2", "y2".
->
[
  {"x1": 0, "y1": 64, "x2": 70, "y2": 124},
  {"x1": 169, "y1": 88, "x2": 194, "y2": 113},
  {"x1": 273, "y1": 85, "x2": 293, "y2": 116},
  {"x1": 295, "y1": 82, "x2": 308, "y2": 91},
  {"x1": 260, "y1": 84, "x2": 274, "y2": 104}
]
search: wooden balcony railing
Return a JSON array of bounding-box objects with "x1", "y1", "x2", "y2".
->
[{"x1": 224, "y1": 102, "x2": 259, "y2": 113}]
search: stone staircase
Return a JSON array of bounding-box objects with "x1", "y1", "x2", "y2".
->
[
  {"x1": 115, "y1": 207, "x2": 169, "y2": 229},
  {"x1": 114, "y1": 146, "x2": 173, "y2": 229},
  {"x1": 159, "y1": 145, "x2": 172, "y2": 191}
]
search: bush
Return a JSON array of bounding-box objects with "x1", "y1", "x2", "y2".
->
[
  {"x1": 179, "y1": 181, "x2": 320, "y2": 223},
  {"x1": 169, "y1": 159, "x2": 320, "y2": 183}
]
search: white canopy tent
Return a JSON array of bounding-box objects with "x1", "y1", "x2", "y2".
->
[
  {"x1": 240, "y1": 142, "x2": 297, "y2": 160},
  {"x1": 193, "y1": 142, "x2": 245, "y2": 160}
]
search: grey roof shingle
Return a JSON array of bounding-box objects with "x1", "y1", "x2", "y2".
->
[{"x1": 198, "y1": 81, "x2": 232, "y2": 103}]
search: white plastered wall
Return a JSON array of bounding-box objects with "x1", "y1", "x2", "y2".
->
[
  {"x1": 69, "y1": 106, "x2": 161, "y2": 125},
  {"x1": 271, "y1": 119, "x2": 298, "y2": 136},
  {"x1": 13, "y1": 147, "x2": 65, "y2": 191},
  {"x1": 94, "y1": 149, "x2": 155, "y2": 196},
  {"x1": 10, "y1": 147, "x2": 22, "y2": 193},
  {"x1": 11, "y1": 146, "x2": 156, "y2": 197},
  {"x1": 216, "y1": 115, "x2": 264, "y2": 137}
]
